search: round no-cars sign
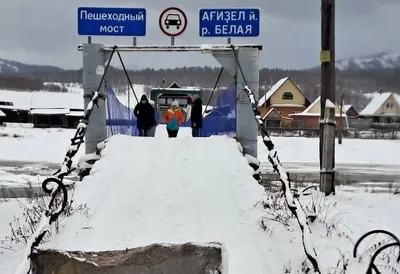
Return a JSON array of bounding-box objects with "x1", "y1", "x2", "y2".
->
[{"x1": 159, "y1": 7, "x2": 188, "y2": 37}]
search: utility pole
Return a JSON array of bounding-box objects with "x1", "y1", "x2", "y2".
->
[
  {"x1": 338, "y1": 92, "x2": 344, "y2": 144},
  {"x1": 320, "y1": 0, "x2": 336, "y2": 195}
]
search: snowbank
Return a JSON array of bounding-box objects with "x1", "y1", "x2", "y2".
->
[
  {"x1": 0, "y1": 199, "x2": 28, "y2": 274},
  {"x1": 41, "y1": 134, "x2": 278, "y2": 273}
]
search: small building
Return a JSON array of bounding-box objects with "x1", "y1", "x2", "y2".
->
[
  {"x1": 0, "y1": 109, "x2": 5, "y2": 125},
  {"x1": 0, "y1": 90, "x2": 84, "y2": 128},
  {"x1": 359, "y1": 92, "x2": 400, "y2": 126},
  {"x1": 261, "y1": 108, "x2": 292, "y2": 128},
  {"x1": 150, "y1": 81, "x2": 202, "y2": 123},
  {"x1": 343, "y1": 105, "x2": 359, "y2": 118},
  {"x1": 28, "y1": 92, "x2": 84, "y2": 128},
  {"x1": 258, "y1": 77, "x2": 311, "y2": 127},
  {"x1": 0, "y1": 101, "x2": 30, "y2": 123},
  {"x1": 29, "y1": 108, "x2": 85, "y2": 128},
  {"x1": 289, "y1": 96, "x2": 346, "y2": 128}
]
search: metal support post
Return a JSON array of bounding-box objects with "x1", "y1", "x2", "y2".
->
[
  {"x1": 235, "y1": 47, "x2": 260, "y2": 158},
  {"x1": 82, "y1": 43, "x2": 107, "y2": 154}
]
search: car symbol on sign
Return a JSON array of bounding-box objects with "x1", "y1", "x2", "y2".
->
[{"x1": 165, "y1": 14, "x2": 182, "y2": 29}]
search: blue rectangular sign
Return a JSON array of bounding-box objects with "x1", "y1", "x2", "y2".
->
[
  {"x1": 199, "y1": 8, "x2": 260, "y2": 37},
  {"x1": 78, "y1": 7, "x2": 146, "y2": 36}
]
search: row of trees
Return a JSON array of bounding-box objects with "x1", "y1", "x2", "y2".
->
[{"x1": 1, "y1": 66, "x2": 399, "y2": 110}]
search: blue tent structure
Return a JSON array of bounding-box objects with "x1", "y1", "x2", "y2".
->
[
  {"x1": 105, "y1": 83, "x2": 138, "y2": 136},
  {"x1": 105, "y1": 82, "x2": 236, "y2": 138}
]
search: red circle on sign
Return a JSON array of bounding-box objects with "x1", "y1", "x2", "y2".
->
[{"x1": 159, "y1": 7, "x2": 188, "y2": 37}]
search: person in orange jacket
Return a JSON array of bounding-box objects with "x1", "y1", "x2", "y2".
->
[{"x1": 164, "y1": 100, "x2": 184, "y2": 138}]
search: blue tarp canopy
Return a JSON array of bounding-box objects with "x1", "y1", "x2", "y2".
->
[{"x1": 105, "y1": 83, "x2": 236, "y2": 138}]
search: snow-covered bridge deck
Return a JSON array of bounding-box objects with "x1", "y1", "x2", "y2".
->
[{"x1": 40, "y1": 134, "x2": 284, "y2": 273}]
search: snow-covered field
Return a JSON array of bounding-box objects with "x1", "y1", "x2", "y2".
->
[
  {"x1": 0, "y1": 123, "x2": 399, "y2": 188},
  {"x1": 258, "y1": 136, "x2": 400, "y2": 165},
  {"x1": 0, "y1": 124, "x2": 84, "y2": 163},
  {"x1": 1, "y1": 123, "x2": 399, "y2": 165},
  {"x1": 1, "y1": 134, "x2": 399, "y2": 273}
]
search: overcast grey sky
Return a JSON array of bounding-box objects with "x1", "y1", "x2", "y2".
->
[{"x1": 0, "y1": 0, "x2": 399, "y2": 70}]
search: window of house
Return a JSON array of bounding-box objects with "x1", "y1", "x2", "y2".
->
[
  {"x1": 386, "y1": 102, "x2": 393, "y2": 108},
  {"x1": 282, "y1": 92, "x2": 294, "y2": 100}
]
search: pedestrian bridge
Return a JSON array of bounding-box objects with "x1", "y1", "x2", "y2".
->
[{"x1": 32, "y1": 133, "x2": 281, "y2": 274}]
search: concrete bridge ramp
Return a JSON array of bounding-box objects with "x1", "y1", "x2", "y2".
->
[{"x1": 38, "y1": 134, "x2": 282, "y2": 274}]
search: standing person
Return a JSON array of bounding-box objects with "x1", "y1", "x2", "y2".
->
[
  {"x1": 190, "y1": 95, "x2": 203, "y2": 137},
  {"x1": 148, "y1": 99, "x2": 158, "y2": 137},
  {"x1": 163, "y1": 100, "x2": 184, "y2": 138},
  {"x1": 133, "y1": 94, "x2": 156, "y2": 137}
]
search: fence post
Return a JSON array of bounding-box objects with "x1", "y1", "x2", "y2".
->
[
  {"x1": 338, "y1": 92, "x2": 344, "y2": 144},
  {"x1": 320, "y1": 102, "x2": 336, "y2": 195}
]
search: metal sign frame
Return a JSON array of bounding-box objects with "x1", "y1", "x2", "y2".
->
[{"x1": 77, "y1": 44, "x2": 262, "y2": 52}]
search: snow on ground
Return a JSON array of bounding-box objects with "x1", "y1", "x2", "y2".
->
[
  {"x1": 1, "y1": 124, "x2": 399, "y2": 166},
  {"x1": 0, "y1": 125, "x2": 82, "y2": 163},
  {"x1": 0, "y1": 199, "x2": 28, "y2": 274},
  {"x1": 258, "y1": 136, "x2": 400, "y2": 165},
  {"x1": 43, "y1": 82, "x2": 83, "y2": 94},
  {"x1": 1, "y1": 133, "x2": 399, "y2": 272},
  {"x1": 34, "y1": 135, "x2": 278, "y2": 273},
  {"x1": 0, "y1": 170, "x2": 45, "y2": 187}
]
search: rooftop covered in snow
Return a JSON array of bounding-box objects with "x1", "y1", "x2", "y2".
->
[
  {"x1": 359, "y1": 92, "x2": 400, "y2": 116},
  {"x1": 258, "y1": 77, "x2": 289, "y2": 107},
  {"x1": 290, "y1": 96, "x2": 346, "y2": 117},
  {"x1": 0, "y1": 90, "x2": 84, "y2": 111}
]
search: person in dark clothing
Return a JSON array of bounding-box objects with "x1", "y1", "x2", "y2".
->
[
  {"x1": 190, "y1": 96, "x2": 203, "y2": 137},
  {"x1": 133, "y1": 94, "x2": 156, "y2": 137}
]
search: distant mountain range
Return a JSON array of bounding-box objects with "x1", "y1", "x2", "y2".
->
[
  {"x1": 335, "y1": 51, "x2": 400, "y2": 71},
  {"x1": 0, "y1": 58, "x2": 64, "y2": 76},
  {"x1": 1, "y1": 50, "x2": 400, "y2": 77}
]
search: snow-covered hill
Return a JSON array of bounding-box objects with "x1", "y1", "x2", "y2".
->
[
  {"x1": 0, "y1": 58, "x2": 64, "y2": 76},
  {"x1": 336, "y1": 51, "x2": 400, "y2": 71},
  {"x1": 0, "y1": 59, "x2": 18, "y2": 74}
]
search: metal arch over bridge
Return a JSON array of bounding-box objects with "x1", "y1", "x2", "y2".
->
[
  {"x1": 77, "y1": 44, "x2": 263, "y2": 52},
  {"x1": 80, "y1": 43, "x2": 262, "y2": 158}
]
